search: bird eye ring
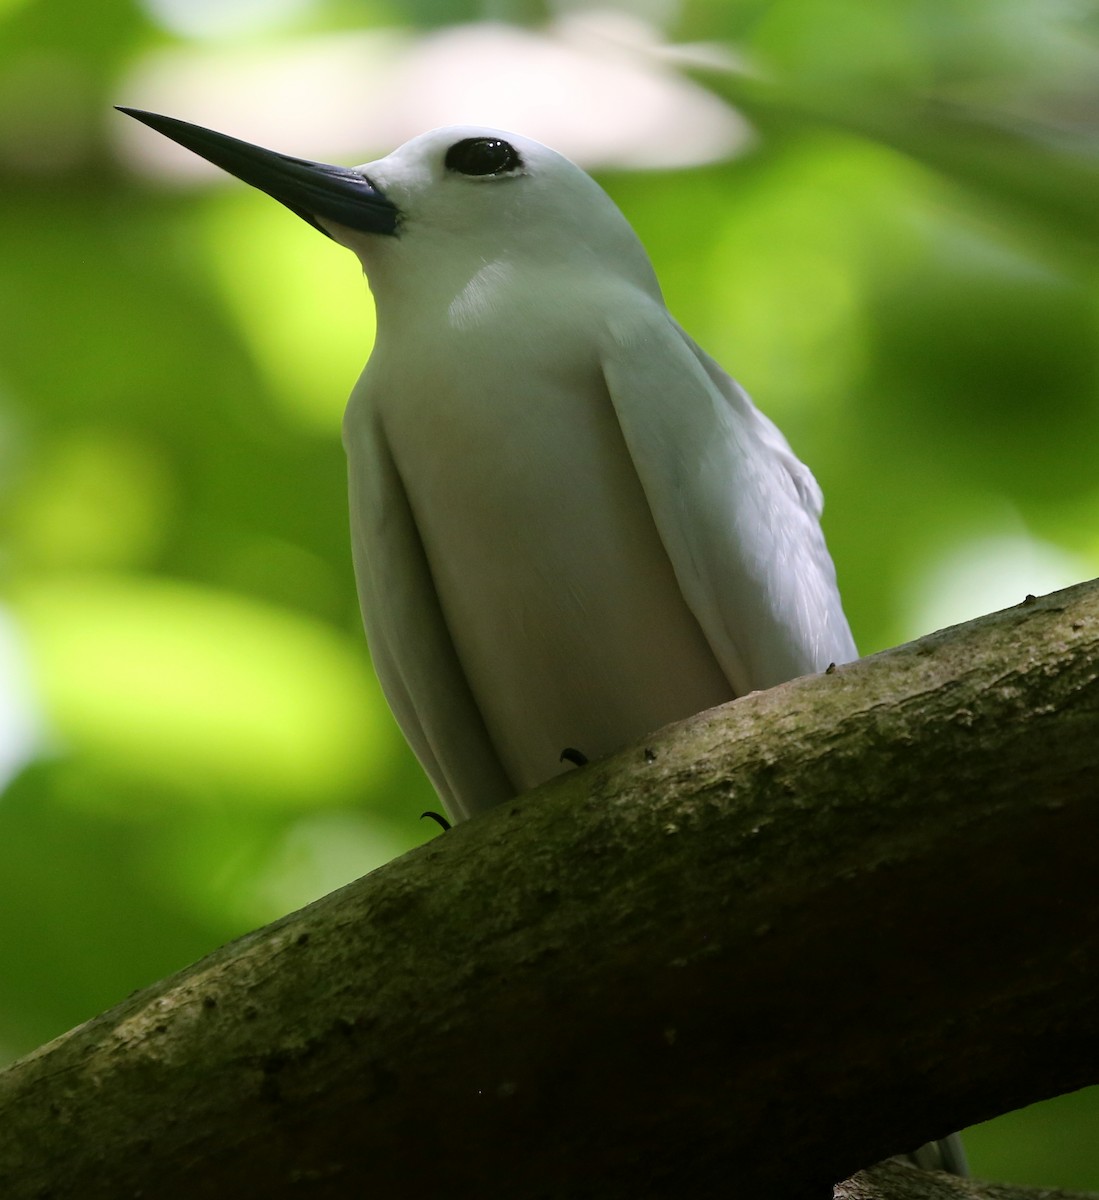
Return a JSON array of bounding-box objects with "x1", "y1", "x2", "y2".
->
[{"x1": 444, "y1": 138, "x2": 522, "y2": 177}]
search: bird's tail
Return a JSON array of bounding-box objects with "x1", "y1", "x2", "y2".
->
[{"x1": 905, "y1": 1133, "x2": 968, "y2": 1176}]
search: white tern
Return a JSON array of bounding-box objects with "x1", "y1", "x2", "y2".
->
[
  {"x1": 119, "y1": 108, "x2": 861, "y2": 818},
  {"x1": 119, "y1": 107, "x2": 965, "y2": 1178}
]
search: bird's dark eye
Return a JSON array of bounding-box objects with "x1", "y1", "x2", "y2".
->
[{"x1": 444, "y1": 137, "x2": 522, "y2": 177}]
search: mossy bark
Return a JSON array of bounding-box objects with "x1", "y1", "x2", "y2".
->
[{"x1": 1, "y1": 580, "x2": 1097, "y2": 1199}]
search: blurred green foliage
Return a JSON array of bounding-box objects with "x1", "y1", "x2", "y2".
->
[{"x1": 0, "y1": 0, "x2": 1096, "y2": 1186}]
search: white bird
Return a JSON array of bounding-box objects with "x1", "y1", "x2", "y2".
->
[
  {"x1": 119, "y1": 108, "x2": 858, "y2": 823},
  {"x1": 120, "y1": 108, "x2": 966, "y2": 1179}
]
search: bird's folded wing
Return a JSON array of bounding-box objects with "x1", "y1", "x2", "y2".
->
[
  {"x1": 600, "y1": 304, "x2": 857, "y2": 696},
  {"x1": 345, "y1": 411, "x2": 514, "y2": 822}
]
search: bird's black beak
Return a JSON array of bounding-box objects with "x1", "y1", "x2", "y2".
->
[{"x1": 117, "y1": 107, "x2": 400, "y2": 240}]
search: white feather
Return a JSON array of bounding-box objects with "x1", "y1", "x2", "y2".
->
[{"x1": 336, "y1": 126, "x2": 856, "y2": 819}]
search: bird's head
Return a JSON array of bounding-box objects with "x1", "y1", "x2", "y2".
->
[{"x1": 118, "y1": 110, "x2": 659, "y2": 303}]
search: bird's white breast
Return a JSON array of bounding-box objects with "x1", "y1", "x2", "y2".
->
[{"x1": 348, "y1": 270, "x2": 734, "y2": 794}]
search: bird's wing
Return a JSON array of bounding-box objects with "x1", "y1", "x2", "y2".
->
[
  {"x1": 600, "y1": 302, "x2": 857, "y2": 695},
  {"x1": 344, "y1": 406, "x2": 514, "y2": 822}
]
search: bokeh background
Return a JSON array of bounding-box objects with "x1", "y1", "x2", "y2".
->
[{"x1": 1, "y1": 0, "x2": 1097, "y2": 1185}]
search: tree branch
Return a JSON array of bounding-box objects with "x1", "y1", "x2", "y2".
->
[
  {"x1": 1, "y1": 580, "x2": 1097, "y2": 1199},
  {"x1": 840, "y1": 1161, "x2": 1097, "y2": 1200}
]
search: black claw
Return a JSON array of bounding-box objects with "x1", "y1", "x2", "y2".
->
[
  {"x1": 420, "y1": 810, "x2": 452, "y2": 832},
  {"x1": 559, "y1": 747, "x2": 588, "y2": 768}
]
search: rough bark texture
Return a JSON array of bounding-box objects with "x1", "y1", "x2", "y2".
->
[
  {"x1": 1, "y1": 579, "x2": 1097, "y2": 1199},
  {"x1": 840, "y1": 1162, "x2": 1098, "y2": 1200}
]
